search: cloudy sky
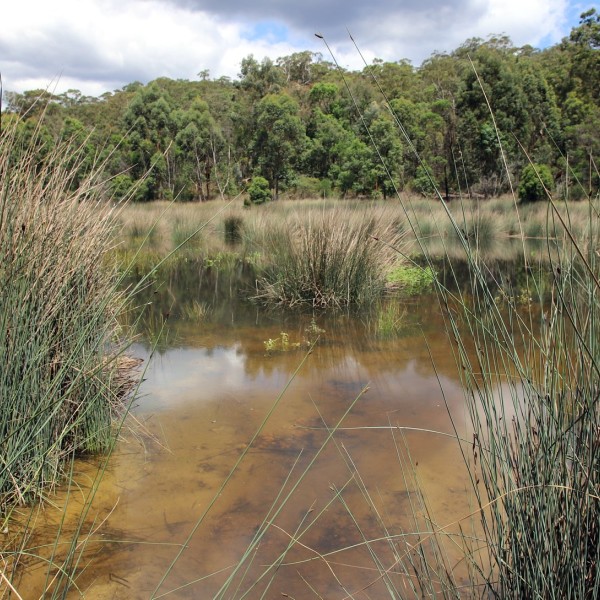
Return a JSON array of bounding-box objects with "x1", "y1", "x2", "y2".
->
[{"x1": 1, "y1": 0, "x2": 590, "y2": 97}]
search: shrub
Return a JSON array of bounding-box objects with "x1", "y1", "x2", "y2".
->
[
  {"x1": 291, "y1": 175, "x2": 321, "y2": 198},
  {"x1": 247, "y1": 176, "x2": 271, "y2": 205},
  {"x1": 412, "y1": 164, "x2": 438, "y2": 197},
  {"x1": 518, "y1": 163, "x2": 553, "y2": 202}
]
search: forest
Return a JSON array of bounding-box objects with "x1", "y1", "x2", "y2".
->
[{"x1": 3, "y1": 8, "x2": 599, "y2": 203}]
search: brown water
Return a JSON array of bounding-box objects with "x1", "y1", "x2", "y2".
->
[{"x1": 18, "y1": 284, "x2": 483, "y2": 599}]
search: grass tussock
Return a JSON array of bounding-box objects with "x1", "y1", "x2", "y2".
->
[
  {"x1": 251, "y1": 205, "x2": 404, "y2": 307},
  {"x1": 115, "y1": 197, "x2": 600, "y2": 277},
  {"x1": 0, "y1": 117, "x2": 137, "y2": 509}
]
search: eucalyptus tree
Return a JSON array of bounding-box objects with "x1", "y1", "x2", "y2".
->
[
  {"x1": 454, "y1": 39, "x2": 528, "y2": 194},
  {"x1": 329, "y1": 135, "x2": 374, "y2": 196},
  {"x1": 303, "y1": 109, "x2": 350, "y2": 181},
  {"x1": 559, "y1": 8, "x2": 600, "y2": 195},
  {"x1": 389, "y1": 97, "x2": 448, "y2": 194},
  {"x1": 238, "y1": 55, "x2": 284, "y2": 99},
  {"x1": 174, "y1": 98, "x2": 224, "y2": 200},
  {"x1": 251, "y1": 93, "x2": 306, "y2": 197},
  {"x1": 364, "y1": 58, "x2": 418, "y2": 101},
  {"x1": 277, "y1": 51, "x2": 319, "y2": 85},
  {"x1": 123, "y1": 83, "x2": 176, "y2": 200},
  {"x1": 354, "y1": 102, "x2": 404, "y2": 197}
]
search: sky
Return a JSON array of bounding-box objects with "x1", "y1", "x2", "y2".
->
[{"x1": 0, "y1": 0, "x2": 591, "y2": 97}]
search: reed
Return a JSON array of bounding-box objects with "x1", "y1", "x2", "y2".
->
[
  {"x1": 395, "y1": 128, "x2": 600, "y2": 599},
  {"x1": 251, "y1": 205, "x2": 404, "y2": 307},
  {"x1": 0, "y1": 118, "x2": 138, "y2": 512},
  {"x1": 280, "y1": 40, "x2": 600, "y2": 596}
]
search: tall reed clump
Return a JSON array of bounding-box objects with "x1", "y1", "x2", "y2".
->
[
  {"x1": 252, "y1": 207, "x2": 403, "y2": 308},
  {"x1": 462, "y1": 221, "x2": 598, "y2": 597},
  {"x1": 0, "y1": 117, "x2": 137, "y2": 510},
  {"x1": 420, "y1": 193, "x2": 600, "y2": 595}
]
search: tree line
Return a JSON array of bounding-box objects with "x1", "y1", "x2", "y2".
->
[{"x1": 4, "y1": 8, "x2": 599, "y2": 203}]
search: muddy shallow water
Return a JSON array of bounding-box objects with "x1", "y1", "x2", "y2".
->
[{"x1": 19, "y1": 276, "x2": 486, "y2": 598}]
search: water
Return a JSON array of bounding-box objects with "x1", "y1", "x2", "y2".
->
[{"x1": 20, "y1": 265, "x2": 480, "y2": 598}]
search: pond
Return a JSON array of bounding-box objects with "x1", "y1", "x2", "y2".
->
[{"x1": 21, "y1": 259, "x2": 514, "y2": 599}]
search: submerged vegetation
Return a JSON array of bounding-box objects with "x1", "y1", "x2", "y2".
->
[{"x1": 110, "y1": 191, "x2": 599, "y2": 596}]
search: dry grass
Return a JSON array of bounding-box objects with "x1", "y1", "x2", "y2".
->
[{"x1": 115, "y1": 196, "x2": 600, "y2": 261}]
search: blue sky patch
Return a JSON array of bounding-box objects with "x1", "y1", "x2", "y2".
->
[
  {"x1": 243, "y1": 21, "x2": 290, "y2": 44},
  {"x1": 539, "y1": 3, "x2": 585, "y2": 48}
]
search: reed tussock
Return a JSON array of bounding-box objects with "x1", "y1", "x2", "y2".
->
[
  {"x1": 251, "y1": 206, "x2": 404, "y2": 307},
  {"x1": 445, "y1": 222, "x2": 600, "y2": 598},
  {"x1": 0, "y1": 117, "x2": 137, "y2": 509},
  {"x1": 402, "y1": 178, "x2": 600, "y2": 596}
]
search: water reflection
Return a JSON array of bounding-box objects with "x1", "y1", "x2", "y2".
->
[{"x1": 24, "y1": 264, "x2": 487, "y2": 598}]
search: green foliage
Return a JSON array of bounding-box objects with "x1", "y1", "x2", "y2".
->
[
  {"x1": 291, "y1": 175, "x2": 322, "y2": 198},
  {"x1": 3, "y1": 20, "x2": 599, "y2": 201},
  {"x1": 304, "y1": 317, "x2": 326, "y2": 343},
  {"x1": 330, "y1": 136, "x2": 373, "y2": 195},
  {"x1": 375, "y1": 302, "x2": 406, "y2": 337},
  {"x1": 443, "y1": 199, "x2": 600, "y2": 599},
  {"x1": 263, "y1": 332, "x2": 301, "y2": 355},
  {"x1": 367, "y1": 110, "x2": 404, "y2": 198},
  {"x1": 239, "y1": 55, "x2": 284, "y2": 98},
  {"x1": 173, "y1": 98, "x2": 224, "y2": 200},
  {"x1": 252, "y1": 93, "x2": 306, "y2": 197},
  {"x1": 518, "y1": 163, "x2": 554, "y2": 202},
  {"x1": 412, "y1": 165, "x2": 438, "y2": 197},
  {"x1": 264, "y1": 319, "x2": 325, "y2": 354},
  {"x1": 247, "y1": 176, "x2": 271, "y2": 205},
  {"x1": 303, "y1": 110, "x2": 349, "y2": 180},
  {"x1": 387, "y1": 265, "x2": 436, "y2": 294},
  {"x1": 308, "y1": 82, "x2": 339, "y2": 112}
]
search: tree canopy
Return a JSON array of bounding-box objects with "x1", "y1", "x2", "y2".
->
[{"x1": 4, "y1": 9, "x2": 599, "y2": 202}]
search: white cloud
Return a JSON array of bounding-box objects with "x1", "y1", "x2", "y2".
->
[
  {"x1": 476, "y1": 0, "x2": 567, "y2": 45},
  {"x1": 0, "y1": 0, "x2": 578, "y2": 96}
]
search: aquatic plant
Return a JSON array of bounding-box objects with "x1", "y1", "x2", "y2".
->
[
  {"x1": 182, "y1": 299, "x2": 210, "y2": 322},
  {"x1": 263, "y1": 332, "x2": 301, "y2": 355},
  {"x1": 240, "y1": 35, "x2": 600, "y2": 598},
  {"x1": 252, "y1": 206, "x2": 403, "y2": 307},
  {"x1": 304, "y1": 316, "x2": 326, "y2": 344},
  {"x1": 388, "y1": 78, "x2": 600, "y2": 600},
  {"x1": 439, "y1": 209, "x2": 600, "y2": 597},
  {"x1": 375, "y1": 301, "x2": 407, "y2": 337},
  {"x1": 0, "y1": 116, "x2": 140, "y2": 509},
  {"x1": 171, "y1": 215, "x2": 204, "y2": 249},
  {"x1": 387, "y1": 265, "x2": 436, "y2": 295},
  {"x1": 223, "y1": 214, "x2": 244, "y2": 243}
]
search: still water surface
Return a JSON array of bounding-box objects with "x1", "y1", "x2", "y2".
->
[{"x1": 25, "y1": 267, "x2": 484, "y2": 598}]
